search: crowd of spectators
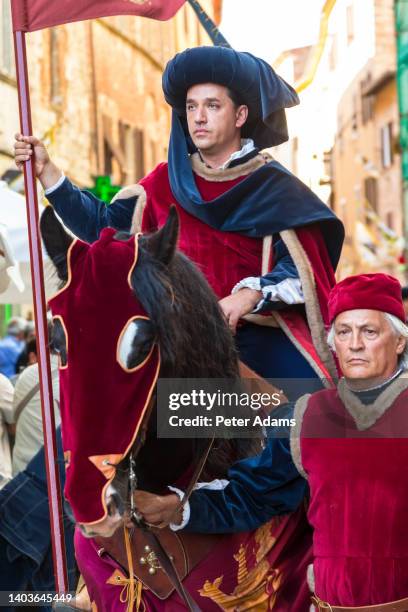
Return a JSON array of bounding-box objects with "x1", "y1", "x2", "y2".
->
[
  {"x1": 0, "y1": 316, "x2": 60, "y2": 488},
  {"x1": 0, "y1": 317, "x2": 74, "y2": 611}
]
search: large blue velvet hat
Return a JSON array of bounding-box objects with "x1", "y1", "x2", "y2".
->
[{"x1": 162, "y1": 45, "x2": 300, "y2": 149}]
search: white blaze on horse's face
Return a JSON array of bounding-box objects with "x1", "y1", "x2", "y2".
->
[
  {"x1": 79, "y1": 484, "x2": 123, "y2": 538},
  {"x1": 118, "y1": 321, "x2": 140, "y2": 368},
  {"x1": 117, "y1": 316, "x2": 156, "y2": 371}
]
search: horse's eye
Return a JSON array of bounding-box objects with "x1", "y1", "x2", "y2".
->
[
  {"x1": 50, "y1": 316, "x2": 68, "y2": 368},
  {"x1": 117, "y1": 318, "x2": 156, "y2": 372}
]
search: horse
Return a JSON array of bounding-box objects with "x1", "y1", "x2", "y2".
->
[{"x1": 42, "y1": 206, "x2": 312, "y2": 611}]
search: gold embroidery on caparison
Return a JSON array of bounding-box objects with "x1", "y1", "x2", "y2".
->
[{"x1": 198, "y1": 520, "x2": 283, "y2": 610}]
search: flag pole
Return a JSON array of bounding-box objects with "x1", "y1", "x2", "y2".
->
[
  {"x1": 186, "y1": 0, "x2": 230, "y2": 47},
  {"x1": 13, "y1": 30, "x2": 68, "y2": 593}
]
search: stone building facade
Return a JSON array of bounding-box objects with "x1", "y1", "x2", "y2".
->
[
  {"x1": 273, "y1": 0, "x2": 403, "y2": 278},
  {"x1": 332, "y1": 0, "x2": 403, "y2": 276},
  {"x1": 0, "y1": 0, "x2": 219, "y2": 189}
]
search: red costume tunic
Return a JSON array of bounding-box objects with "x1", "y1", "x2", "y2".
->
[
  {"x1": 46, "y1": 153, "x2": 341, "y2": 381},
  {"x1": 141, "y1": 164, "x2": 262, "y2": 298},
  {"x1": 294, "y1": 378, "x2": 408, "y2": 606},
  {"x1": 139, "y1": 158, "x2": 338, "y2": 381}
]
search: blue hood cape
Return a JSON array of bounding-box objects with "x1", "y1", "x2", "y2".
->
[
  {"x1": 168, "y1": 115, "x2": 344, "y2": 270},
  {"x1": 162, "y1": 47, "x2": 344, "y2": 269}
]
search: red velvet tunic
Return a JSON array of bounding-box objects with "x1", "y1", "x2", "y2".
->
[
  {"x1": 299, "y1": 387, "x2": 408, "y2": 606},
  {"x1": 139, "y1": 162, "x2": 337, "y2": 380},
  {"x1": 140, "y1": 163, "x2": 264, "y2": 299}
]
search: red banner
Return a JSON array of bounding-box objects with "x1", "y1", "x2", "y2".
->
[{"x1": 11, "y1": 0, "x2": 186, "y2": 32}]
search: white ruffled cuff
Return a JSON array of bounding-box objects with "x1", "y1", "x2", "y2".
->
[
  {"x1": 232, "y1": 276, "x2": 262, "y2": 293},
  {"x1": 261, "y1": 278, "x2": 304, "y2": 304},
  {"x1": 167, "y1": 486, "x2": 190, "y2": 531},
  {"x1": 232, "y1": 276, "x2": 304, "y2": 313}
]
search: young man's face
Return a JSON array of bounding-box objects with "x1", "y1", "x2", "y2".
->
[
  {"x1": 333, "y1": 309, "x2": 406, "y2": 385},
  {"x1": 186, "y1": 83, "x2": 248, "y2": 155}
]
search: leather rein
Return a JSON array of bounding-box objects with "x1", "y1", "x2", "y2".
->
[
  {"x1": 99, "y1": 362, "x2": 284, "y2": 611},
  {"x1": 110, "y1": 393, "x2": 213, "y2": 612}
]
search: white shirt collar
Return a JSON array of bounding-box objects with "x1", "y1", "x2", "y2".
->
[
  {"x1": 219, "y1": 138, "x2": 256, "y2": 169},
  {"x1": 198, "y1": 139, "x2": 256, "y2": 170}
]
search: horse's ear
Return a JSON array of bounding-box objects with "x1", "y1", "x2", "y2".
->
[
  {"x1": 145, "y1": 206, "x2": 179, "y2": 266},
  {"x1": 40, "y1": 207, "x2": 74, "y2": 282}
]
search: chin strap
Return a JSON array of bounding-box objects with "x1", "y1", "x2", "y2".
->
[
  {"x1": 128, "y1": 448, "x2": 206, "y2": 612},
  {"x1": 123, "y1": 525, "x2": 144, "y2": 612}
]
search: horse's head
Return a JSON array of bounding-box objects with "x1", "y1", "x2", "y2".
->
[
  {"x1": 42, "y1": 207, "x2": 182, "y2": 536},
  {"x1": 41, "y1": 207, "x2": 242, "y2": 537}
]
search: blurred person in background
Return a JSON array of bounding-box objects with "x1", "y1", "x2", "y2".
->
[
  {"x1": 0, "y1": 317, "x2": 27, "y2": 378},
  {"x1": 0, "y1": 428, "x2": 77, "y2": 611},
  {"x1": 0, "y1": 373, "x2": 13, "y2": 490},
  {"x1": 12, "y1": 334, "x2": 60, "y2": 476},
  {"x1": 14, "y1": 336, "x2": 38, "y2": 375}
]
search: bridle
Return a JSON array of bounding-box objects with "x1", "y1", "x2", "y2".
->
[
  {"x1": 125, "y1": 442, "x2": 213, "y2": 612},
  {"x1": 112, "y1": 386, "x2": 213, "y2": 612}
]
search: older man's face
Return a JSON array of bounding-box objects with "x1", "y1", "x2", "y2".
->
[{"x1": 333, "y1": 309, "x2": 406, "y2": 386}]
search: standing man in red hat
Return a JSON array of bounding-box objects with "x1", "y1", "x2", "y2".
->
[{"x1": 135, "y1": 273, "x2": 408, "y2": 612}]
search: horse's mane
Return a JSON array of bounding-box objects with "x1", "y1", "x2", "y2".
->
[
  {"x1": 116, "y1": 231, "x2": 261, "y2": 481},
  {"x1": 40, "y1": 208, "x2": 260, "y2": 501},
  {"x1": 133, "y1": 234, "x2": 239, "y2": 379}
]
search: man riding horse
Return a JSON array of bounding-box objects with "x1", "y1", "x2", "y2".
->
[
  {"x1": 16, "y1": 46, "x2": 344, "y2": 610},
  {"x1": 15, "y1": 45, "x2": 344, "y2": 382}
]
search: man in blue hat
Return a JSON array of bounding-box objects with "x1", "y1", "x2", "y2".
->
[{"x1": 15, "y1": 45, "x2": 343, "y2": 383}]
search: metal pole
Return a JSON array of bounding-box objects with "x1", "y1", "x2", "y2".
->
[
  {"x1": 186, "y1": 0, "x2": 230, "y2": 47},
  {"x1": 12, "y1": 29, "x2": 68, "y2": 593}
]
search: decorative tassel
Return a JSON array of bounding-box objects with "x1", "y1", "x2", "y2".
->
[{"x1": 115, "y1": 526, "x2": 145, "y2": 612}]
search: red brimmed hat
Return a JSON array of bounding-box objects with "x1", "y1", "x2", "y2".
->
[{"x1": 328, "y1": 273, "x2": 405, "y2": 324}]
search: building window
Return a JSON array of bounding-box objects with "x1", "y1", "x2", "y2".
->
[
  {"x1": 118, "y1": 122, "x2": 145, "y2": 183},
  {"x1": 364, "y1": 177, "x2": 378, "y2": 211},
  {"x1": 103, "y1": 115, "x2": 127, "y2": 181},
  {"x1": 381, "y1": 123, "x2": 394, "y2": 168},
  {"x1": 103, "y1": 139, "x2": 113, "y2": 176},
  {"x1": 386, "y1": 211, "x2": 394, "y2": 231},
  {"x1": 361, "y1": 74, "x2": 374, "y2": 124},
  {"x1": 361, "y1": 94, "x2": 374, "y2": 124},
  {"x1": 133, "y1": 128, "x2": 145, "y2": 182},
  {"x1": 346, "y1": 5, "x2": 354, "y2": 45},
  {"x1": 103, "y1": 115, "x2": 114, "y2": 177},
  {"x1": 1, "y1": 1, "x2": 15, "y2": 76}
]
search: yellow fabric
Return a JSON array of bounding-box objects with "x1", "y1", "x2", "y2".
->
[{"x1": 106, "y1": 529, "x2": 145, "y2": 612}]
